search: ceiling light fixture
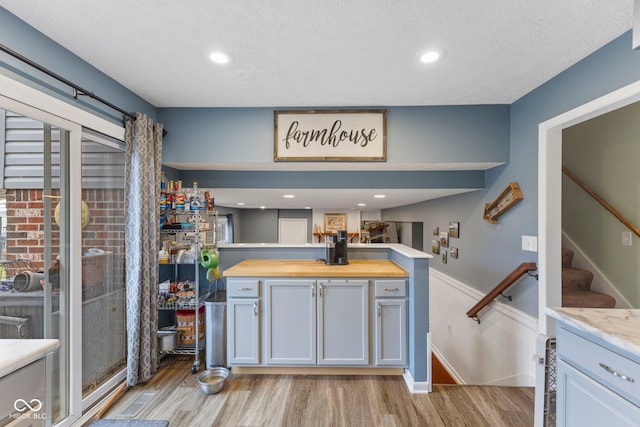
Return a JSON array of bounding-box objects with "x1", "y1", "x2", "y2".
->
[
  {"x1": 374, "y1": 194, "x2": 386, "y2": 199},
  {"x1": 283, "y1": 194, "x2": 295, "y2": 198},
  {"x1": 418, "y1": 49, "x2": 444, "y2": 64},
  {"x1": 209, "y1": 51, "x2": 231, "y2": 64},
  {"x1": 237, "y1": 202, "x2": 246, "y2": 206},
  {"x1": 357, "y1": 203, "x2": 366, "y2": 207}
]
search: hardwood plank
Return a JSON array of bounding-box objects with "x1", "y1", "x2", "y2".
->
[{"x1": 97, "y1": 357, "x2": 535, "y2": 427}]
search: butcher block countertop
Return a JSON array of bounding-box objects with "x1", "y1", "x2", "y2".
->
[{"x1": 223, "y1": 259, "x2": 409, "y2": 278}]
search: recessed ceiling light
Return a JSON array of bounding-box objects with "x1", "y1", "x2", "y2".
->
[
  {"x1": 260, "y1": 206, "x2": 266, "y2": 209},
  {"x1": 305, "y1": 206, "x2": 311, "y2": 209},
  {"x1": 374, "y1": 194, "x2": 386, "y2": 198},
  {"x1": 418, "y1": 49, "x2": 444, "y2": 64},
  {"x1": 209, "y1": 51, "x2": 231, "y2": 64},
  {"x1": 283, "y1": 194, "x2": 295, "y2": 198},
  {"x1": 357, "y1": 203, "x2": 366, "y2": 207}
]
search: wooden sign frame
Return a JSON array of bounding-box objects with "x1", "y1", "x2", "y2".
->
[{"x1": 274, "y1": 109, "x2": 387, "y2": 162}]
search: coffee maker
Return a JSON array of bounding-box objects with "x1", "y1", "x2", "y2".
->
[{"x1": 325, "y1": 230, "x2": 349, "y2": 265}]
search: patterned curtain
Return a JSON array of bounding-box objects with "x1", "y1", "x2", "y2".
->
[{"x1": 124, "y1": 113, "x2": 163, "y2": 386}]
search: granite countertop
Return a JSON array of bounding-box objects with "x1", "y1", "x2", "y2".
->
[
  {"x1": 0, "y1": 339, "x2": 60, "y2": 378},
  {"x1": 546, "y1": 307, "x2": 640, "y2": 358}
]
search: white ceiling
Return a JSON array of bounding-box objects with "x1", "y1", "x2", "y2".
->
[
  {"x1": 209, "y1": 188, "x2": 477, "y2": 211},
  {"x1": 1, "y1": 1, "x2": 634, "y2": 209},
  {"x1": 1, "y1": 1, "x2": 632, "y2": 108}
]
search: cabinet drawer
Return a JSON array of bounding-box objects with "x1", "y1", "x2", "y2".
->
[
  {"x1": 227, "y1": 279, "x2": 260, "y2": 297},
  {"x1": 374, "y1": 280, "x2": 406, "y2": 298},
  {"x1": 558, "y1": 326, "x2": 640, "y2": 406}
]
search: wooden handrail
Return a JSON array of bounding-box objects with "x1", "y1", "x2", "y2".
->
[
  {"x1": 466, "y1": 262, "x2": 537, "y2": 323},
  {"x1": 563, "y1": 166, "x2": 640, "y2": 238}
]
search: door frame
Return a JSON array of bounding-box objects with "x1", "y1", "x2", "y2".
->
[
  {"x1": 0, "y1": 73, "x2": 126, "y2": 426},
  {"x1": 538, "y1": 78, "x2": 640, "y2": 335}
]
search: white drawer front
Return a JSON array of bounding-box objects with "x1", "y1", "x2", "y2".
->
[
  {"x1": 558, "y1": 327, "x2": 640, "y2": 406},
  {"x1": 374, "y1": 280, "x2": 406, "y2": 298},
  {"x1": 227, "y1": 279, "x2": 260, "y2": 297}
]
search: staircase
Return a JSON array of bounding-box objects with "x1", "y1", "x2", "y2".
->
[{"x1": 562, "y1": 248, "x2": 616, "y2": 308}]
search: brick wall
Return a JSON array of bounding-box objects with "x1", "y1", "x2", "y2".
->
[{"x1": 5, "y1": 189, "x2": 125, "y2": 274}]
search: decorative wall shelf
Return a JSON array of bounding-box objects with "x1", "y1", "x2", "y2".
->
[{"x1": 483, "y1": 182, "x2": 524, "y2": 224}]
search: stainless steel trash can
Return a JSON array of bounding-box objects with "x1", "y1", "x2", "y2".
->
[{"x1": 205, "y1": 291, "x2": 227, "y2": 368}]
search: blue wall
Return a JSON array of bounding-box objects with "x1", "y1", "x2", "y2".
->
[
  {"x1": 386, "y1": 31, "x2": 640, "y2": 317},
  {"x1": 158, "y1": 105, "x2": 510, "y2": 167},
  {"x1": 0, "y1": 8, "x2": 156, "y2": 124},
  {"x1": 5, "y1": 6, "x2": 640, "y2": 319}
]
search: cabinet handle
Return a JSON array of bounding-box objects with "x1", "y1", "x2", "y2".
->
[
  {"x1": 599, "y1": 363, "x2": 635, "y2": 383},
  {"x1": 377, "y1": 303, "x2": 381, "y2": 317},
  {"x1": 238, "y1": 287, "x2": 253, "y2": 291},
  {"x1": 253, "y1": 302, "x2": 258, "y2": 316},
  {"x1": 319, "y1": 284, "x2": 323, "y2": 297},
  {"x1": 383, "y1": 287, "x2": 399, "y2": 292},
  {"x1": 311, "y1": 284, "x2": 315, "y2": 297}
]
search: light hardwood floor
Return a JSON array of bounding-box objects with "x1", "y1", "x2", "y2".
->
[{"x1": 97, "y1": 357, "x2": 534, "y2": 427}]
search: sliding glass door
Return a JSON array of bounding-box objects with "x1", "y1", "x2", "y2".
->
[{"x1": 0, "y1": 93, "x2": 127, "y2": 426}]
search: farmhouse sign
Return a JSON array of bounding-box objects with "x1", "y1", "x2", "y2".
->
[{"x1": 274, "y1": 110, "x2": 387, "y2": 161}]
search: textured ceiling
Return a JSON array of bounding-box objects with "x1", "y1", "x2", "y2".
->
[
  {"x1": 0, "y1": 1, "x2": 633, "y2": 108},
  {"x1": 1, "y1": 1, "x2": 635, "y2": 210}
]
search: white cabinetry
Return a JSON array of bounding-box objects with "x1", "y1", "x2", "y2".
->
[
  {"x1": 556, "y1": 325, "x2": 640, "y2": 426},
  {"x1": 265, "y1": 279, "x2": 316, "y2": 365},
  {"x1": 374, "y1": 279, "x2": 407, "y2": 366},
  {"x1": 317, "y1": 279, "x2": 369, "y2": 365},
  {"x1": 264, "y1": 279, "x2": 369, "y2": 366},
  {"x1": 227, "y1": 279, "x2": 260, "y2": 365}
]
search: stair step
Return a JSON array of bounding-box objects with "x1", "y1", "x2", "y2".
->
[
  {"x1": 562, "y1": 289, "x2": 616, "y2": 308},
  {"x1": 562, "y1": 248, "x2": 574, "y2": 268},
  {"x1": 562, "y1": 267, "x2": 593, "y2": 291}
]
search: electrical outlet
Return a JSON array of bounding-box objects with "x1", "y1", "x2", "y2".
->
[
  {"x1": 622, "y1": 231, "x2": 632, "y2": 246},
  {"x1": 522, "y1": 235, "x2": 538, "y2": 252}
]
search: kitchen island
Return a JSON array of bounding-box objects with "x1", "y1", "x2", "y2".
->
[
  {"x1": 546, "y1": 307, "x2": 640, "y2": 425},
  {"x1": 219, "y1": 243, "x2": 431, "y2": 393}
]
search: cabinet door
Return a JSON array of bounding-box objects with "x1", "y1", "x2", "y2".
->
[
  {"x1": 318, "y1": 279, "x2": 369, "y2": 365},
  {"x1": 557, "y1": 359, "x2": 640, "y2": 426},
  {"x1": 375, "y1": 299, "x2": 407, "y2": 366},
  {"x1": 265, "y1": 279, "x2": 316, "y2": 365},
  {"x1": 227, "y1": 298, "x2": 260, "y2": 365}
]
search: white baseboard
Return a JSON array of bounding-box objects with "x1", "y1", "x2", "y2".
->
[
  {"x1": 429, "y1": 269, "x2": 537, "y2": 386},
  {"x1": 403, "y1": 370, "x2": 430, "y2": 394},
  {"x1": 402, "y1": 331, "x2": 432, "y2": 394}
]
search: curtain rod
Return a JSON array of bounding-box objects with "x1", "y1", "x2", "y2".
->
[{"x1": 0, "y1": 43, "x2": 136, "y2": 121}]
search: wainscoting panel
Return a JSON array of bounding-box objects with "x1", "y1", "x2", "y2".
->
[{"x1": 429, "y1": 269, "x2": 537, "y2": 386}]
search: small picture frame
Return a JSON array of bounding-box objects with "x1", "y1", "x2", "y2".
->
[
  {"x1": 431, "y1": 240, "x2": 440, "y2": 254},
  {"x1": 450, "y1": 247, "x2": 458, "y2": 259},
  {"x1": 441, "y1": 250, "x2": 447, "y2": 264},
  {"x1": 449, "y1": 221, "x2": 460, "y2": 238},
  {"x1": 432, "y1": 226, "x2": 439, "y2": 236},
  {"x1": 439, "y1": 231, "x2": 449, "y2": 248},
  {"x1": 324, "y1": 213, "x2": 347, "y2": 232}
]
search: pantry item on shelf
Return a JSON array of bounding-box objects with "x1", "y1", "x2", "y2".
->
[
  {"x1": 197, "y1": 367, "x2": 229, "y2": 394},
  {"x1": 190, "y1": 181, "x2": 203, "y2": 211},
  {"x1": 157, "y1": 328, "x2": 179, "y2": 352}
]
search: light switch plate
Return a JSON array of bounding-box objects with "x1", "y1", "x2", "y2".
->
[
  {"x1": 622, "y1": 231, "x2": 632, "y2": 246},
  {"x1": 522, "y1": 235, "x2": 538, "y2": 252}
]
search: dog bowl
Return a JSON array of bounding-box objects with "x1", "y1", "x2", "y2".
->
[{"x1": 198, "y1": 367, "x2": 229, "y2": 394}]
